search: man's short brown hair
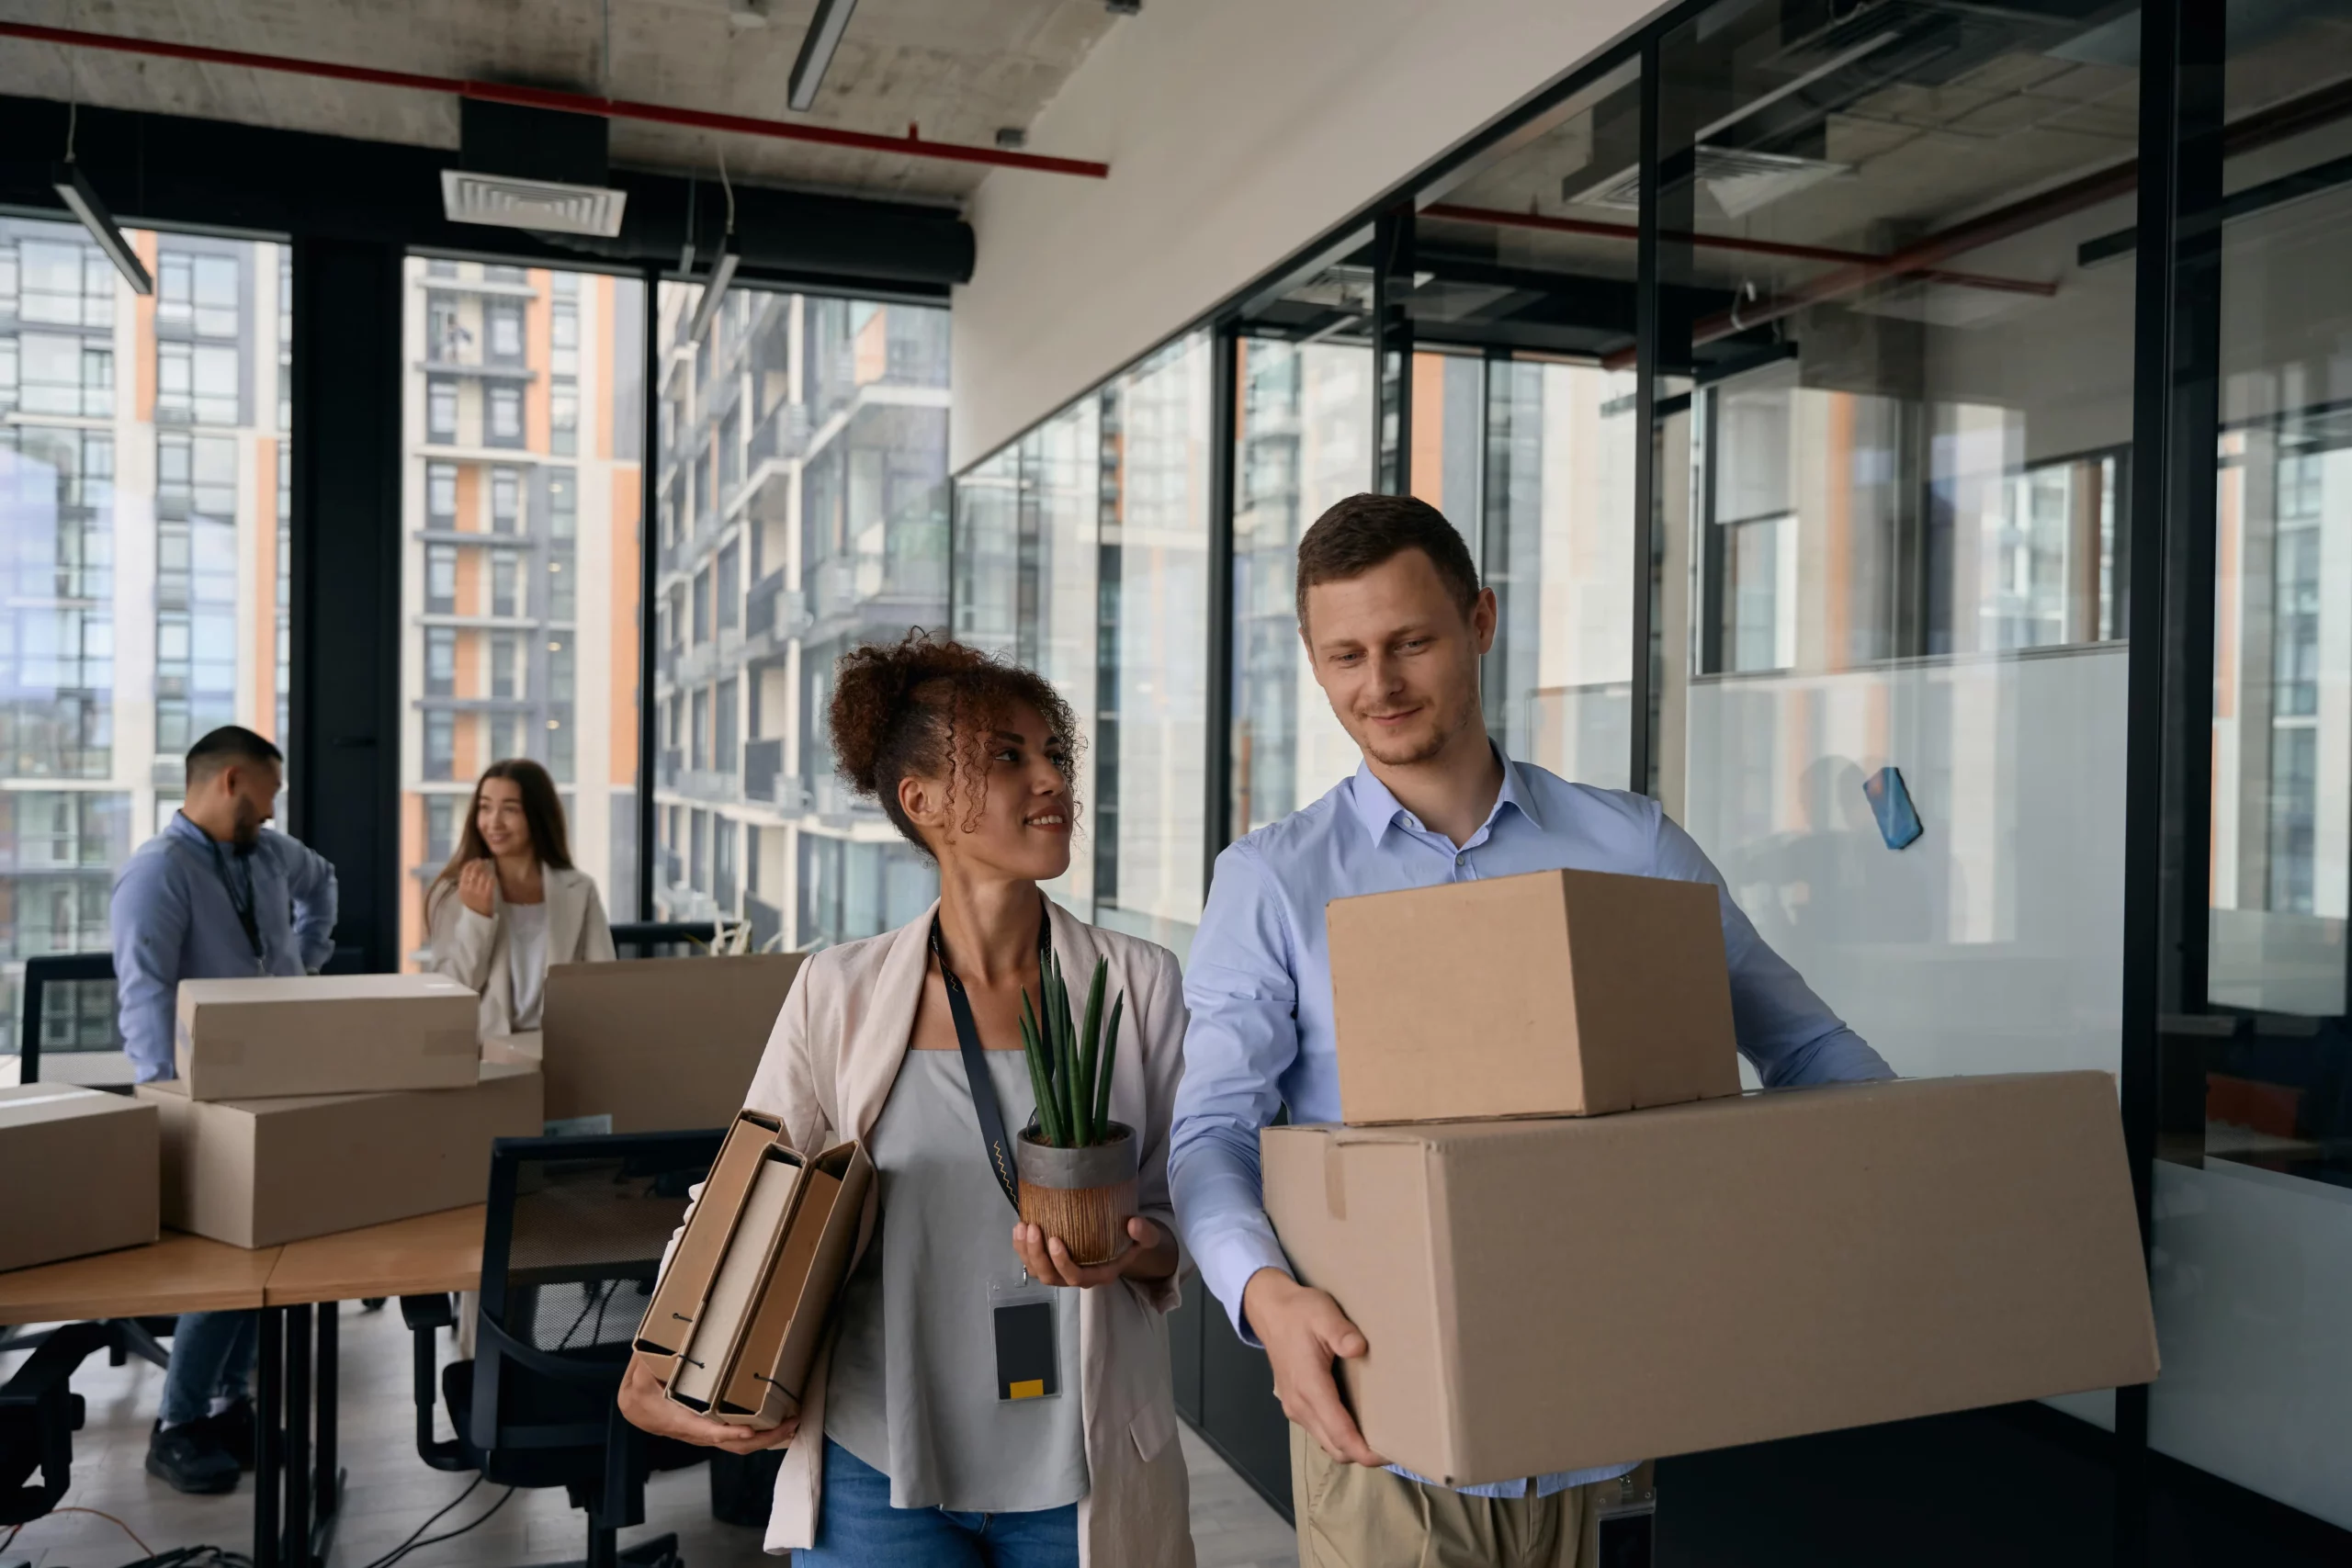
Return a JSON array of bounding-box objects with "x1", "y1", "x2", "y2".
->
[{"x1": 1294, "y1": 492, "x2": 1480, "y2": 625}]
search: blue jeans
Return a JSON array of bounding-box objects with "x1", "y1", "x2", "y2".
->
[
  {"x1": 160, "y1": 1310, "x2": 257, "y2": 1428},
  {"x1": 796, "y1": 1439, "x2": 1079, "y2": 1568}
]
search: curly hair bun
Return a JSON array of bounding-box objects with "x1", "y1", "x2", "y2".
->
[{"x1": 827, "y1": 630, "x2": 1081, "y2": 854}]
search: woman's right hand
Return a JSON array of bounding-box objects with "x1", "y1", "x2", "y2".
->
[
  {"x1": 616, "y1": 1356, "x2": 799, "y2": 1455},
  {"x1": 458, "y1": 859, "x2": 497, "y2": 918}
]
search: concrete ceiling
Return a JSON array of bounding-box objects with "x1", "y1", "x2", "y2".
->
[{"x1": 0, "y1": 0, "x2": 1121, "y2": 204}]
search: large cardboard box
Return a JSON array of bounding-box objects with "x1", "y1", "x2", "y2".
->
[
  {"x1": 1325, "y1": 868, "x2": 1741, "y2": 1124},
  {"x1": 138, "y1": 1062, "x2": 543, "y2": 1247},
  {"x1": 0, "y1": 1085, "x2": 160, "y2": 1271},
  {"x1": 175, "y1": 974, "x2": 481, "y2": 1100},
  {"x1": 633, "y1": 1110, "x2": 872, "y2": 1426},
  {"x1": 542, "y1": 954, "x2": 803, "y2": 1134},
  {"x1": 1261, "y1": 1072, "x2": 2157, "y2": 1486}
]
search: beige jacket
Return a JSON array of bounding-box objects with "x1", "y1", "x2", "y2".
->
[
  {"x1": 737, "y1": 898, "x2": 1194, "y2": 1565},
  {"x1": 425, "y1": 865, "x2": 616, "y2": 1039}
]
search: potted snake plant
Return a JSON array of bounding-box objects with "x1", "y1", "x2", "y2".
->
[{"x1": 1015, "y1": 953, "x2": 1136, "y2": 1267}]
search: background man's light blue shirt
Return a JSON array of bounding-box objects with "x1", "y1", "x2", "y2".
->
[
  {"x1": 1169, "y1": 751, "x2": 1894, "y2": 1498},
  {"x1": 112, "y1": 812, "x2": 340, "y2": 1083}
]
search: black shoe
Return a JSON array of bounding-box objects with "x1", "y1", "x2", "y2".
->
[
  {"x1": 201, "y1": 1397, "x2": 256, "y2": 1471},
  {"x1": 148, "y1": 1421, "x2": 240, "y2": 1495}
]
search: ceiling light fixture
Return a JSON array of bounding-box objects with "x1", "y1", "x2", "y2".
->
[
  {"x1": 440, "y1": 170, "x2": 628, "y2": 236},
  {"x1": 688, "y1": 155, "x2": 740, "y2": 343},
  {"x1": 787, "y1": 0, "x2": 861, "y2": 112},
  {"x1": 53, "y1": 162, "x2": 152, "y2": 296}
]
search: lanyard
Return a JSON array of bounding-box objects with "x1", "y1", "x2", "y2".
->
[
  {"x1": 929, "y1": 898, "x2": 1052, "y2": 1213},
  {"x1": 208, "y1": 838, "x2": 265, "y2": 964}
]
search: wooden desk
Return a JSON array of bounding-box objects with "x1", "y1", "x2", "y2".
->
[
  {"x1": 264, "y1": 1204, "x2": 485, "y2": 1305},
  {"x1": 0, "y1": 1232, "x2": 280, "y2": 1325}
]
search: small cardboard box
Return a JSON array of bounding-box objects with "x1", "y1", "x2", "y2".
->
[
  {"x1": 1261, "y1": 1071, "x2": 2157, "y2": 1486},
  {"x1": 0, "y1": 1085, "x2": 160, "y2": 1271},
  {"x1": 175, "y1": 974, "x2": 481, "y2": 1100},
  {"x1": 139, "y1": 1062, "x2": 543, "y2": 1247},
  {"x1": 633, "y1": 1110, "x2": 872, "y2": 1426},
  {"x1": 542, "y1": 954, "x2": 804, "y2": 1134},
  {"x1": 1326, "y1": 867, "x2": 1740, "y2": 1124}
]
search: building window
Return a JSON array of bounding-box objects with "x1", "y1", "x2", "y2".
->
[
  {"x1": 552, "y1": 383, "x2": 579, "y2": 457},
  {"x1": 424, "y1": 711, "x2": 455, "y2": 781},
  {"x1": 693, "y1": 565, "x2": 712, "y2": 645},
  {"x1": 487, "y1": 300, "x2": 524, "y2": 364},
  {"x1": 488, "y1": 385, "x2": 523, "y2": 446},
  {"x1": 548, "y1": 471, "x2": 577, "y2": 538},
  {"x1": 17, "y1": 237, "x2": 114, "y2": 326},
  {"x1": 717, "y1": 542, "x2": 741, "y2": 632},
  {"x1": 552, "y1": 298, "x2": 580, "y2": 378},
  {"x1": 490, "y1": 633, "x2": 520, "y2": 699},
  {"x1": 157, "y1": 253, "x2": 241, "y2": 337},
  {"x1": 424, "y1": 795, "x2": 459, "y2": 862},
  {"x1": 692, "y1": 686, "x2": 711, "y2": 771},
  {"x1": 491, "y1": 468, "x2": 520, "y2": 534},
  {"x1": 716, "y1": 676, "x2": 739, "y2": 773},
  {"x1": 15, "y1": 333, "x2": 112, "y2": 418},
  {"x1": 427, "y1": 378, "x2": 458, "y2": 441},
  {"x1": 425, "y1": 627, "x2": 456, "y2": 696},
  {"x1": 425, "y1": 544, "x2": 457, "y2": 613},
  {"x1": 492, "y1": 556, "x2": 521, "y2": 618},
  {"x1": 157, "y1": 341, "x2": 240, "y2": 425},
  {"x1": 548, "y1": 544, "x2": 576, "y2": 622},
  {"x1": 426, "y1": 461, "x2": 458, "y2": 525}
]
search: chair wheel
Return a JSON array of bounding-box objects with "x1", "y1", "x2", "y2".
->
[{"x1": 361, "y1": 1299, "x2": 387, "y2": 1311}]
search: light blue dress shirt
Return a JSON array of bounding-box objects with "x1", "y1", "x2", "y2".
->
[
  {"x1": 1169, "y1": 749, "x2": 1894, "y2": 1498},
  {"x1": 112, "y1": 811, "x2": 340, "y2": 1083}
]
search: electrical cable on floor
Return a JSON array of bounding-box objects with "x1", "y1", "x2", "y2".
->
[
  {"x1": 351, "y1": 1473, "x2": 484, "y2": 1568},
  {"x1": 48, "y1": 1506, "x2": 153, "y2": 1557},
  {"x1": 113, "y1": 1544, "x2": 254, "y2": 1568},
  {"x1": 366, "y1": 1483, "x2": 519, "y2": 1568}
]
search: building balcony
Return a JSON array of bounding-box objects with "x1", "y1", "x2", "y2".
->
[
  {"x1": 743, "y1": 738, "x2": 787, "y2": 806},
  {"x1": 671, "y1": 767, "x2": 740, "y2": 804},
  {"x1": 415, "y1": 355, "x2": 536, "y2": 381},
  {"x1": 658, "y1": 749, "x2": 682, "y2": 789}
]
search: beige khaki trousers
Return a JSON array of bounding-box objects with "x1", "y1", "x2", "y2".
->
[{"x1": 1291, "y1": 1424, "x2": 1651, "y2": 1568}]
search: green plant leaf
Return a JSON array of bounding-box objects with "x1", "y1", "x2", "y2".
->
[
  {"x1": 1094, "y1": 989, "x2": 1123, "y2": 1135},
  {"x1": 1021, "y1": 988, "x2": 1061, "y2": 1146},
  {"x1": 1075, "y1": 957, "x2": 1106, "y2": 1147}
]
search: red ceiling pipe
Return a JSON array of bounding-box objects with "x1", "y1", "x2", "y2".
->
[
  {"x1": 1423, "y1": 202, "x2": 2057, "y2": 299},
  {"x1": 0, "y1": 18, "x2": 1110, "y2": 179}
]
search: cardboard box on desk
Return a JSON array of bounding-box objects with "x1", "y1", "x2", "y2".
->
[
  {"x1": 139, "y1": 1062, "x2": 543, "y2": 1248},
  {"x1": 1261, "y1": 1071, "x2": 2158, "y2": 1487},
  {"x1": 175, "y1": 974, "x2": 481, "y2": 1100},
  {"x1": 0, "y1": 1085, "x2": 159, "y2": 1271},
  {"x1": 1326, "y1": 867, "x2": 1741, "y2": 1125},
  {"x1": 542, "y1": 954, "x2": 803, "y2": 1134},
  {"x1": 632, "y1": 1110, "x2": 872, "y2": 1427}
]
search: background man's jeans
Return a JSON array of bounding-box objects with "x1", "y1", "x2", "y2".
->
[
  {"x1": 795, "y1": 1438, "x2": 1079, "y2": 1568},
  {"x1": 160, "y1": 1310, "x2": 258, "y2": 1428}
]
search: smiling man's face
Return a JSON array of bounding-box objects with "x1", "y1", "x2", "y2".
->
[{"x1": 1302, "y1": 547, "x2": 1495, "y2": 769}]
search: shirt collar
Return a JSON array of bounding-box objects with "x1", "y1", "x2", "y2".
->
[
  {"x1": 170, "y1": 809, "x2": 254, "y2": 858},
  {"x1": 1346, "y1": 741, "x2": 1543, "y2": 845}
]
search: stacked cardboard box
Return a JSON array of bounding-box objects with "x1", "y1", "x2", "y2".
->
[
  {"x1": 540, "y1": 953, "x2": 804, "y2": 1134},
  {"x1": 0, "y1": 1085, "x2": 160, "y2": 1270},
  {"x1": 1262, "y1": 868, "x2": 2158, "y2": 1487},
  {"x1": 632, "y1": 1110, "x2": 872, "y2": 1426},
  {"x1": 137, "y1": 974, "x2": 542, "y2": 1247}
]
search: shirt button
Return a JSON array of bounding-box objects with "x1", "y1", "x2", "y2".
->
[{"x1": 1454, "y1": 854, "x2": 1465, "y2": 868}]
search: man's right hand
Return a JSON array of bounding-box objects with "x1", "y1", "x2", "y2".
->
[
  {"x1": 1243, "y1": 1266, "x2": 1385, "y2": 1467},
  {"x1": 616, "y1": 1356, "x2": 798, "y2": 1456},
  {"x1": 458, "y1": 859, "x2": 496, "y2": 918}
]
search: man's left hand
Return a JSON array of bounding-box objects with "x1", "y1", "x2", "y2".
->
[{"x1": 1012, "y1": 1216, "x2": 1177, "y2": 1288}]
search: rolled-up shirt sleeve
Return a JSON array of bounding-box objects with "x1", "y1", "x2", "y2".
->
[
  {"x1": 1650, "y1": 807, "x2": 1894, "y2": 1087},
  {"x1": 1170, "y1": 840, "x2": 1301, "y2": 1346}
]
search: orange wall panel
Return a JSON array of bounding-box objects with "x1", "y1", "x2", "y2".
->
[
  {"x1": 456, "y1": 546, "x2": 483, "y2": 618},
  {"x1": 454, "y1": 626, "x2": 481, "y2": 699},
  {"x1": 455, "y1": 464, "x2": 481, "y2": 532},
  {"x1": 133, "y1": 230, "x2": 160, "y2": 422}
]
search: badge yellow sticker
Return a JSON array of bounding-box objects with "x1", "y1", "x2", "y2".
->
[{"x1": 1008, "y1": 1379, "x2": 1046, "y2": 1400}]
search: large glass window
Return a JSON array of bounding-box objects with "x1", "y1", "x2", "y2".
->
[
  {"x1": 650, "y1": 283, "x2": 950, "y2": 950},
  {"x1": 399, "y1": 259, "x2": 644, "y2": 968},
  {"x1": 0, "y1": 220, "x2": 288, "y2": 1073}
]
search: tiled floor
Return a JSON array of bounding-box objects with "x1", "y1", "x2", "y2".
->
[{"x1": 1, "y1": 1303, "x2": 1295, "y2": 1568}]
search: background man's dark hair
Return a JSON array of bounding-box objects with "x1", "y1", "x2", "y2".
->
[
  {"x1": 186, "y1": 726, "x2": 283, "y2": 785},
  {"x1": 1294, "y1": 492, "x2": 1481, "y2": 624}
]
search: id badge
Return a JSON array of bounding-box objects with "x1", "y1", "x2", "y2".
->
[{"x1": 989, "y1": 1272, "x2": 1061, "y2": 1402}]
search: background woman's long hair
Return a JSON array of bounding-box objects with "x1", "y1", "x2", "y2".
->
[{"x1": 426, "y1": 758, "x2": 575, "y2": 919}]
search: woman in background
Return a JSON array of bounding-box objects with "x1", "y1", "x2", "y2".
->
[{"x1": 427, "y1": 757, "x2": 616, "y2": 1038}]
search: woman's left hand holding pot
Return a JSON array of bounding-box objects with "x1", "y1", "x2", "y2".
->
[{"x1": 1012, "y1": 1216, "x2": 1176, "y2": 1288}]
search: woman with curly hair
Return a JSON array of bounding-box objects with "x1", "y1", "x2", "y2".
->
[{"x1": 621, "y1": 632, "x2": 1193, "y2": 1568}]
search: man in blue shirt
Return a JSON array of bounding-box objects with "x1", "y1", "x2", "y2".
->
[
  {"x1": 113, "y1": 725, "x2": 337, "y2": 1495},
  {"x1": 1170, "y1": 493, "x2": 1892, "y2": 1566}
]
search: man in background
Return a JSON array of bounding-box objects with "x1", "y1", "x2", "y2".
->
[
  {"x1": 1170, "y1": 493, "x2": 1893, "y2": 1566},
  {"x1": 112, "y1": 726, "x2": 338, "y2": 1494}
]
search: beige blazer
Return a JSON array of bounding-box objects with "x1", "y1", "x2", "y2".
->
[
  {"x1": 425, "y1": 865, "x2": 616, "y2": 1039},
  {"x1": 736, "y1": 897, "x2": 1194, "y2": 1565}
]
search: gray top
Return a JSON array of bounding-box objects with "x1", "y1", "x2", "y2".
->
[{"x1": 823, "y1": 1052, "x2": 1088, "y2": 1514}]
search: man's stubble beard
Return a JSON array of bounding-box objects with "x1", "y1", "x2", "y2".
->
[{"x1": 1353, "y1": 686, "x2": 1474, "y2": 770}]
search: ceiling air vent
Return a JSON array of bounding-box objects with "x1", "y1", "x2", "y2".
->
[
  {"x1": 439, "y1": 170, "x2": 628, "y2": 238},
  {"x1": 1568, "y1": 145, "x2": 1849, "y2": 220}
]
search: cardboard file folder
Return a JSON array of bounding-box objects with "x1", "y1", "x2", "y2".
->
[{"x1": 633, "y1": 1110, "x2": 873, "y2": 1427}]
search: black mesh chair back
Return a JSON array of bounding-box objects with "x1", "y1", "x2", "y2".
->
[{"x1": 403, "y1": 1130, "x2": 720, "y2": 1568}]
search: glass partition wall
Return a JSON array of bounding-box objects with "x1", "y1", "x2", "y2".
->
[{"x1": 949, "y1": 0, "x2": 2352, "y2": 1545}]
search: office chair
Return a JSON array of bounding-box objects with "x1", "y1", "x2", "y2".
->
[
  {"x1": 401, "y1": 1131, "x2": 723, "y2": 1568},
  {"x1": 0, "y1": 1320, "x2": 109, "y2": 1528}
]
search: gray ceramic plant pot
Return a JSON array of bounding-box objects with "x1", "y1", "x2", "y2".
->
[{"x1": 1016, "y1": 1122, "x2": 1139, "y2": 1268}]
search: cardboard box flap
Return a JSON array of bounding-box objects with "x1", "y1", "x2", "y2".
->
[
  {"x1": 141, "y1": 1059, "x2": 538, "y2": 1115},
  {"x1": 634, "y1": 1111, "x2": 783, "y2": 1359},
  {"x1": 669, "y1": 1146, "x2": 807, "y2": 1411},
  {"x1": 717, "y1": 1141, "x2": 875, "y2": 1421},
  {"x1": 0, "y1": 1084, "x2": 148, "y2": 1129}
]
